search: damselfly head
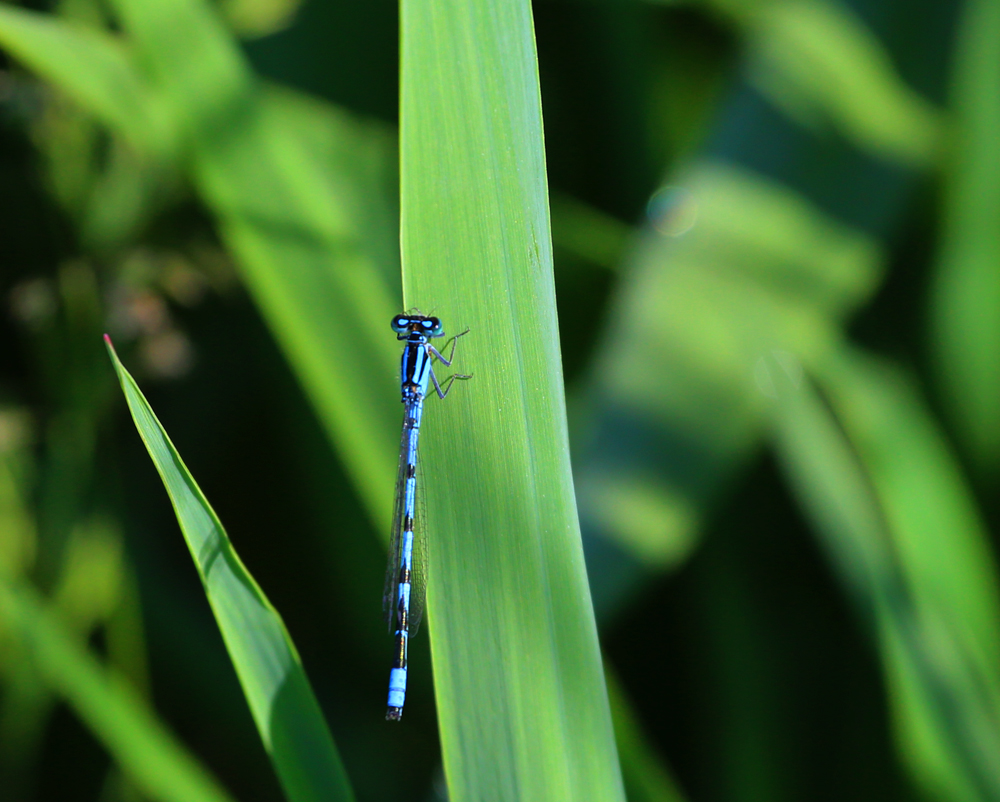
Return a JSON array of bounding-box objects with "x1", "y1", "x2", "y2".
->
[{"x1": 391, "y1": 314, "x2": 443, "y2": 337}]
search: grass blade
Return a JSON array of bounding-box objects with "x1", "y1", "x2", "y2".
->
[
  {"x1": 767, "y1": 348, "x2": 1000, "y2": 801},
  {"x1": 0, "y1": 580, "x2": 234, "y2": 802},
  {"x1": 400, "y1": 1, "x2": 624, "y2": 799},
  {"x1": 105, "y1": 337, "x2": 354, "y2": 802},
  {"x1": 930, "y1": 0, "x2": 1000, "y2": 471}
]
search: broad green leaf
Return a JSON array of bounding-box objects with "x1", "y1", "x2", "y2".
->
[
  {"x1": 400, "y1": 1, "x2": 624, "y2": 799},
  {"x1": 106, "y1": 0, "x2": 401, "y2": 519},
  {"x1": 0, "y1": 1, "x2": 402, "y2": 522},
  {"x1": 574, "y1": 161, "x2": 881, "y2": 608},
  {"x1": 930, "y1": 0, "x2": 1000, "y2": 471},
  {"x1": 198, "y1": 89, "x2": 401, "y2": 519},
  {"x1": 767, "y1": 347, "x2": 1000, "y2": 802},
  {"x1": 0, "y1": 3, "x2": 177, "y2": 160},
  {"x1": 0, "y1": 580, "x2": 234, "y2": 802},
  {"x1": 106, "y1": 338, "x2": 354, "y2": 802}
]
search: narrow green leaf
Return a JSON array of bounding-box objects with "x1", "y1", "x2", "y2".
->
[
  {"x1": 930, "y1": 0, "x2": 1000, "y2": 471},
  {"x1": 767, "y1": 348, "x2": 1000, "y2": 801},
  {"x1": 0, "y1": 3, "x2": 177, "y2": 160},
  {"x1": 0, "y1": 580, "x2": 234, "y2": 802},
  {"x1": 105, "y1": 337, "x2": 354, "y2": 802},
  {"x1": 400, "y1": 1, "x2": 624, "y2": 799},
  {"x1": 823, "y1": 352, "x2": 1000, "y2": 673}
]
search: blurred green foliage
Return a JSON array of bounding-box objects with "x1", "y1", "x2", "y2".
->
[{"x1": 0, "y1": 0, "x2": 997, "y2": 800}]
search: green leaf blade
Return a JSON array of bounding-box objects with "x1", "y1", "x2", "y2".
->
[
  {"x1": 930, "y1": 0, "x2": 1000, "y2": 471},
  {"x1": 400, "y1": 2, "x2": 624, "y2": 800},
  {"x1": 768, "y1": 349, "x2": 1000, "y2": 802},
  {"x1": 105, "y1": 337, "x2": 355, "y2": 802},
  {"x1": 0, "y1": 581, "x2": 235, "y2": 802}
]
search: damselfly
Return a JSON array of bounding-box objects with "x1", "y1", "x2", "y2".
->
[{"x1": 384, "y1": 313, "x2": 470, "y2": 721}]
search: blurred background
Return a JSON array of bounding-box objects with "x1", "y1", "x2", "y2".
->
[{"x1": 1, "y1": 0, "x2": 999, "y2": 800}]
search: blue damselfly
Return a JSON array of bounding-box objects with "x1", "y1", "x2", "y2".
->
[{"x1": 384, "y1": 313, "x2": 470, "y2": 721}]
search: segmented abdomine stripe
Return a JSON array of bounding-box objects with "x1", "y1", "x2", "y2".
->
[
  {"x1": 387, "y1": 396, "x2": 421, "y2": 719},
  {"x1": 391, "y1": 628, "x2": 407, "y2": 668}
]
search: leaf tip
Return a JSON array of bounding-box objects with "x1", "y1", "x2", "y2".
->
[{"x1": 103, "y1": 334, "x2": 119, "y2": 364}]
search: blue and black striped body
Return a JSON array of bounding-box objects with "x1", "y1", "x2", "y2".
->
[{"x1": 384, "y1": 313, "x2": 469, "y2": 722}]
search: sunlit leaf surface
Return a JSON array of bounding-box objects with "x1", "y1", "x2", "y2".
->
[{"x1": 400, "y1": 0, "x2": 625, "y2": 799}]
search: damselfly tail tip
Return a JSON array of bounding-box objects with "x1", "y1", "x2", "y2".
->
[{"x1": 386, "y1": 706, "x2": 403, "y2": 722}]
